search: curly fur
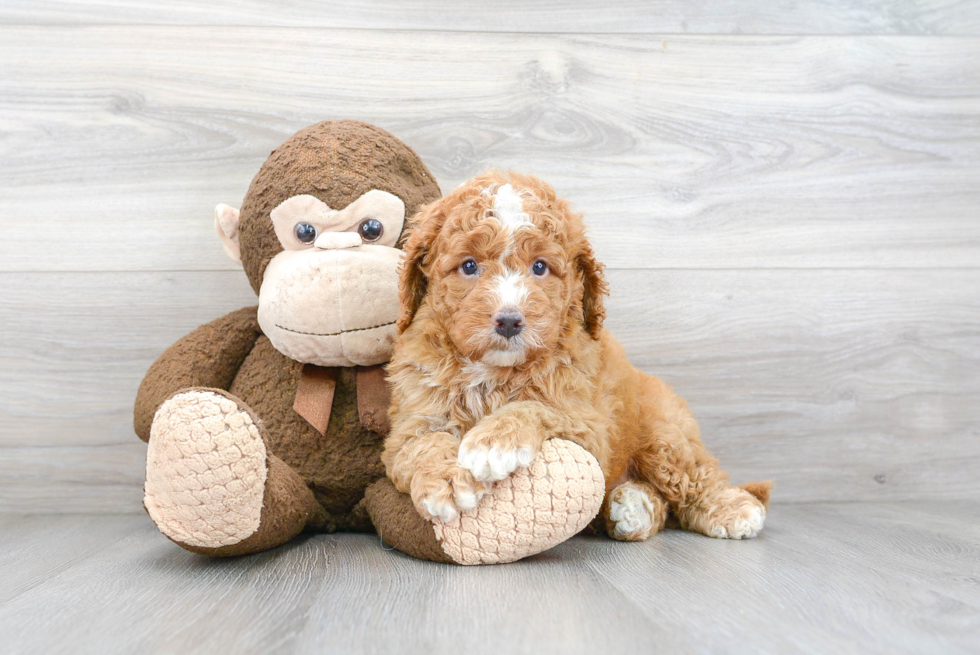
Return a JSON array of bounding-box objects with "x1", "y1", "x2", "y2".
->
[{"x1": 384, "y1": 170, "x2": 771, "y2": 539}]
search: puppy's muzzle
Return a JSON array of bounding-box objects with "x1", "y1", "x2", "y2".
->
[{"x1": 494, "y1": 309, "x2": 524, "y2": 339}]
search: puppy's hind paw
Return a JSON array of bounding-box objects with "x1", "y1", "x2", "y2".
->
[
  {"x1": 708, "y1": 502, "x2": 767, "y2": 540},
  {"x1": 692, "y1": 487, "x2": 768, "y2": 540}
]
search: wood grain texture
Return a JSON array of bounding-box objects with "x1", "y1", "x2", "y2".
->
[
  {"x1": 1, "y1": 29, "x2": 979, "y2": 271},
  {"x1": 1, "y1": 10, "x2": 978, "y2": 513},
  {"x1": 0, "y1": 504, "x2": 977, "y2": 654},
  {"x1": 1, "y1": 268, "x2": 976, "y2": 511},
  {"x1": 0, "y1": 271, "x2": 256, "y2": 449},
  {"x1": 0, "y1": 444, "x2": 147, "y2": 514},
  {"x1": 568, "y1": 502, "x2": 980, "y2": 653},
  {"x1": 0, "y1": 513, "x2": 146, "y2": 604},
  {"x1": 2, "y1": 0, "x2": 979, "y2": 35}
]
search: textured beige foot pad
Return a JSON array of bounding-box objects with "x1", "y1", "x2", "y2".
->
[
  {"x1": 144, "y1": 390, "x2": 268, "y2": 549},
  {"x1": 433, "y1": 439, "x2": 605, "y2": 565}
]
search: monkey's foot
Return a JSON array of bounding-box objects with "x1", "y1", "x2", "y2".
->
[
  {"x1": 144, "y1": 389, "x2": 319, "y2": 556},
  {"x1": 366, "y1": 439, "x2": 605, "y2": 565}
]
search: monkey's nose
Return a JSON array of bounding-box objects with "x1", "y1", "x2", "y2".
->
[
  {"x1": 314, "y1": 232, "x2": 362, "y2": 250},
  {"x1": 494, "y1": 310, "x2": 524, "y2": 339}
]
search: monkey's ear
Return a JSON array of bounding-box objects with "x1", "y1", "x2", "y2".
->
[
  {"x1": 397, "y1": 200, "x2": 447, "y2": 333},
  {"x1": 214, "y1": 204, "x2": 242, "y2": 265}
]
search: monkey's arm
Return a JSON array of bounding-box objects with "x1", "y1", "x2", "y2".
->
[{"x1": 133, "y1": 306, "x2": 262, "y2": 442}]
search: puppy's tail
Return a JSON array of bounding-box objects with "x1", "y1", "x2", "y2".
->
[{"x1": 739, "y1": 480, "x2": 774, "y2": 511}]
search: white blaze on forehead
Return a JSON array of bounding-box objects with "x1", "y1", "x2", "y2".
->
[
  {"x1": 492, "y1": 269, "x2": 530, "y2": 308},
  {"x1": 488, "y1": 184, "x2": 532, "y2": 229},
  {"x1": 481, "y1": 183, "x2": 536, "y2": 261}
]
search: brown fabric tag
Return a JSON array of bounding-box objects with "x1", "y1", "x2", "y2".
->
[
  {"x1": 293, "y1": 365, "x2": 337, "y2": 436},
  {"x1": 356, "y1": 365, "x2": 391, "y2": 436}
]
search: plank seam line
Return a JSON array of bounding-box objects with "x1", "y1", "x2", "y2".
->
[{"x1": 1, "y1": 24, "x2": 980, "y2": 38}]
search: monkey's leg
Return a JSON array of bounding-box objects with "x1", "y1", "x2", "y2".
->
[
  {"x1": 143, "y1": 388, "x2": 326, "y2": 556},
  {"x1": 363, "y1": 439, "x2": 606, "y2": 565},
  {"x1": 134, "y1": 306, "x2": 261, "y2": 443}
]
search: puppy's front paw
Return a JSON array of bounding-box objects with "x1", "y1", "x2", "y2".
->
[
  {"x1": 410, "y1": 465, "x2": 487, "y2": 523},
  {"x1": 457, "y1": 419, "x2": 538, "y2": 483}
]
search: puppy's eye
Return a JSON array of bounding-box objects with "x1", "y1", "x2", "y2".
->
[
  {"x1": 295, "y1": 223, "x2": 317, "y2": 244},
  {"x1": 357, "y1": 218, "x2": 384, "y2": 242},
  {"x1": 531, "y1": 260, "x2": 549, "y2": 276},
  {"x1": 459, "y1": 259, "x2": 479, "y2": 276}
]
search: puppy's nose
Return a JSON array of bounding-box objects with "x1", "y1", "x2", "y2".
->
[{"x1": 494, "y1": 310, "x2": 524, "y2": 339}]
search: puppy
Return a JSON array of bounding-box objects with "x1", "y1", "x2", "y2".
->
[{"x1": 383, "y1": 170, "x2": 771, "y2": 541}]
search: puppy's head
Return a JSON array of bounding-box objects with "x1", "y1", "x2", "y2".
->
[{"x1": 398, "y1": 170, "x2": 607, "y2": 367}]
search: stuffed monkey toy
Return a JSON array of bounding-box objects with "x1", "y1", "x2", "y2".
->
[{"x1": 134, "y1": 121, "x2": 605, "y2": 564}]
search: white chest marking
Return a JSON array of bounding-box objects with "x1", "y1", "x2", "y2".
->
[{"x1": 460, "y1": 360, "x2": 499, "y2": 419}]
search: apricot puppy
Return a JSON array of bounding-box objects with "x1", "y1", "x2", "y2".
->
[{"x1": 383, "y1": 170, "x2": 771, "y2": 540}]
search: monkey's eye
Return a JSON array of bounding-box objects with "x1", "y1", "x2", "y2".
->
[
  {"x1": 531, "y1": 260, "x2": 549, "y2": 276},
  {"x1": 358, "y1": 218, "x2": 384, "y2": 242},
  {"x1": 459, "y1": 259, "x2": 479, "y2": 276},
  {"x1": 295, "y1": 223, "x2": 317, "y2": 244}
]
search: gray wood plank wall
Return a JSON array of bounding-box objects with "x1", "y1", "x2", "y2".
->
[{"x1": 1, "y1": 2, "x2": 978, "y2": 512}]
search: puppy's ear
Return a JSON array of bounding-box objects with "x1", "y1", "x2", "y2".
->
[
  {"x1": 576, "y1": 240, "x2": 609, "y2": 339},
  {"x1": 397, "y1": 199, "x2": 447, "y2": 333}
]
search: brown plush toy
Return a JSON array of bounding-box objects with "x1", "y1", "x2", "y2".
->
[{"x1": 134, "y1": 121, "x2": 605, "y2": 564}]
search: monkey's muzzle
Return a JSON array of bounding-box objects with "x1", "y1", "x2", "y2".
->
[{"x1": 257, "y1": 244, "x2": 403, "y2": 366}]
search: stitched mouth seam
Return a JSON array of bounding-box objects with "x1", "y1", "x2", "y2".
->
[{"x1": 274, "y1": 320, "x2": 396, "y2": 337}]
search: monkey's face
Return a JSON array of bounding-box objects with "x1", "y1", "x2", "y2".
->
[{"x1": 255, "y1": 191, "x2": 405, "y2": 366}]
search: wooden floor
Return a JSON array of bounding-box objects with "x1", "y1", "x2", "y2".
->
[{"x1": 1, "y1": 504, "x2": 977, "y2": 654}]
